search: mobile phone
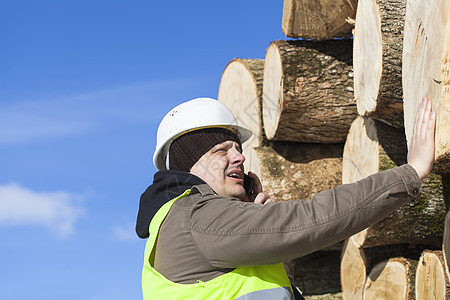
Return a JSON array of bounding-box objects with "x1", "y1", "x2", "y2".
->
[{"x1": 243, "y1": 173, "x2": 255, "y2": 196}]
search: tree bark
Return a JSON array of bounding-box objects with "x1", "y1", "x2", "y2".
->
[
  {"x1": 218, "y1": 58, "x2": 265, "y2": 173},
  {"x1": 281, "y1": 0, "x2": 357, "y2": 40},
  {"x1": 443, "y1": 211, "x2": 450, "y2": 284},
  {"x1": 353, "y1": 0, "x2": 407, "y2": 128},
  {"x1": 363, "y1": 257, "x2": 416, "y2": 300},
  {"x1": 343, "y1": 116, "x2": 448, "y2": 247},
  {"x1": 402, "y1": 0, "x2": 450, "y2": 173},
  {"x1": 263, "y1": 39, "x2": 356, "y2": 143},
  {"x1": 252, "y1": 143, "x2": 343, "y2": 202},
  {"x1": 415, "y1": 250, "x2": 450, "y2": 299}
]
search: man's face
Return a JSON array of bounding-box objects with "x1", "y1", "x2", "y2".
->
[{"x1": 190, "y1": 140, "x2": 246, "y2": 199}]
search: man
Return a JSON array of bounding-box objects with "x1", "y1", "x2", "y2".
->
[{"x1": 136, "y1": 97, "x2": 436, "y2": 299}]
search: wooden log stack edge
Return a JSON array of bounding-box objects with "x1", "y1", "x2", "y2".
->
[{"x1": 212, "y1": 0, "x2": 450, "y2": 298}]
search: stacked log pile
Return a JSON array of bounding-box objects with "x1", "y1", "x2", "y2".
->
[
  {"x1": 340, "y1": 0, "x2": 450, "y2": 299},
  {"x1": 217, "y1": 0, "x2": 449, "y2": 298}
]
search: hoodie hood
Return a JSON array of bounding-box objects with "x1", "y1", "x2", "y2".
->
[{"x1": 136, "y1": 170, "x2": 206, "y2": 238}]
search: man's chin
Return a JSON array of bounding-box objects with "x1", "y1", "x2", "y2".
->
[{"x1": 226, "y1": 185, "x2": 246, "y2": 199}]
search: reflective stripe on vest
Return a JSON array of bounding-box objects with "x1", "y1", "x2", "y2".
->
[{"x1": 142, "y1": 189, "x2": 293, "y2": 300}]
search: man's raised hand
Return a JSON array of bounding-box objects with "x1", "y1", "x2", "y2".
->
[{"x1": 407, "y1": 97, "x2": 436, "y2": 180}]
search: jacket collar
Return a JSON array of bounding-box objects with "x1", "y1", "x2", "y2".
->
[{"x1": 135, "y1": 170, "x2": 206, "y2": 238}]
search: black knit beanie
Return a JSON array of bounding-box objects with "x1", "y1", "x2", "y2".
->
[{"x1": 169, "y1": 127, "x2": 241, "y2": 172}]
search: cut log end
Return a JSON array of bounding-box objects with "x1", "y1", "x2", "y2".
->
[
  {"x1": 354, "y1": 0, "x2": 382, "y2": 118},
  {"x1": 218, "y1": 58, "x2": 264, "y2": 172},
  {"x1": 354, "y1": 0, "x2": 407, "y2": 127},
  {"x1": 403, "y1": 0, "x2": 450, "y2": 171},
  {"x1": 340, "y1": 236, "x2": 367, "y2": 299},
  {"x1": 363, "y1": 258, "x2": 413, "y2": 300},
  {"x1": 415, "y1": 250, "x2": 449, "y2": 299},
  {"x1": 342, "y1": 117, "x2": 380, "y2": 184},
  {"x1": 262, "y1": 44, "x2": 283, "y2": 141}
]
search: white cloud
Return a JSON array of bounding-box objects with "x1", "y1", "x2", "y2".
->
[
  {"x1": 0, "y1": 182, "x2": 85, "y2": 237},
  {"x1": 112, "y1": 221, "x2": 138, "y2": 242},
  {"x1": 0, "y1": 79, "x2": 194, "y2": 144}
]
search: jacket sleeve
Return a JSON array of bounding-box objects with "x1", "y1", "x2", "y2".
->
[{"x1": 188, "y1": 164, "x2": 422, "y2": 268}]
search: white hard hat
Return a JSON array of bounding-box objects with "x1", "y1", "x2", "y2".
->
[{"x1": 153, "y1": 97, "x2": 253, "y2": 170}]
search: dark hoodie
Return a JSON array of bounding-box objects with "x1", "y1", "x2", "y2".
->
[{"x1": 136, "y1": 170, "x2": 206, "y2": 238}]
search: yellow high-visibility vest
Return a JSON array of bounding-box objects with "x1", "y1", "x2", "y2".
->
[{"x1": 141, "y1": 189, "x2": 293, "y2": 299}]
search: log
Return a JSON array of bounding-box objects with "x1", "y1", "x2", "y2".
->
[
  {"x1": 443, "y1": 211, "x2": 450, "y2": 283},
  {"x1": 281, "y1": 0, "x2": 357, "y2": 40},
  {"x1": 353, "y1": 0, "x2": 407, "y2": 128},
  {"x1": 402, "y1": 0, "x2": 450, "y2": 173},
  {"x1": 415, "y1": 250, "x2": 450, "y2": 299},
  {"x1": 340, "y1": 243, "x2": 436, "y2": 300},
  {"x1": 343, "y1": 116, "x2": 447, "y2": 247},
  {"x1": 252, "y1": 142, "x2": 343, "y2": 201},
  {"x1": 294, "y1": 250, "x2": 342, "y2": 296},
  {"x1": 342, "y1": 116, "x2": 407, "y2": 184},
  {"x1": 340, "y1": 236, "x2": 367, "y2": 300},
  {"x1": 218, "y1": 58, "x2": 264, "y2": 172},
  {"x1": 363, "y1": 257, "x2": 416, "y2": 300},
  {"x1": 262, "y1": 39, "x2": 356, "y2": 143}
]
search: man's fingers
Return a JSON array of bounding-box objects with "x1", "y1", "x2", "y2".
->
[
  {"x1": 426, "y1": 110, "x2": 437, "y2": 143},
  {"x1": 420, "y1": 99, "x2": 432, "y2": 138},
  {"x1": 407, "y1": 96, "x2": 436, "y2": 180},
  {"x1": 428, "y1": 110, "x2": 437, "y2": 131},
  {"x1": 414, "y1": 97, "x2": 426, "y2": 137},
  {"x1": 254, "y1": 193, "x2": 266, "y2": 204},
  {"x1": 264, "y1": 197, "x2": 276, "y2": 204},
  {"x1": 254, "y1": 193, "x2": 275, "y2": 204}
]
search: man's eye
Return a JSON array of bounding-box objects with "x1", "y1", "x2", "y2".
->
[{"x1": 214, "y1": 148, "x2": 227, "y2": 153}]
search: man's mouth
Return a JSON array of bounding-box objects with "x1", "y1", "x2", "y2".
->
[
  {"x1": 228, "y1": 173, "x2": 242, "y2": 179},
  {"x1": 226, "y1": 170, "x2": 243, "y2": 182}
]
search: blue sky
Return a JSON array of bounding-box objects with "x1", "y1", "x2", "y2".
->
[{"x1": 0, "y1": 1, "x2": 286, "y2": 299}]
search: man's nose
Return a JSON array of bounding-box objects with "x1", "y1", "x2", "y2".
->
[{"x1": 230, "y1": 147, "x2": 245, "y2": 165}]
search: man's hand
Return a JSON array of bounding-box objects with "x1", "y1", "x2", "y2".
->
[
  {"x1": 242, "y1": 171, "x2": 276, "y2": 204},
  {"x1": 407, "y1": 97, "x2": 436, "y2": 180}
]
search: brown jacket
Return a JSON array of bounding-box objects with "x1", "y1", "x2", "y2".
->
[{"x1": 148, "y1": 164, "x2": 421, "y2": 284}]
